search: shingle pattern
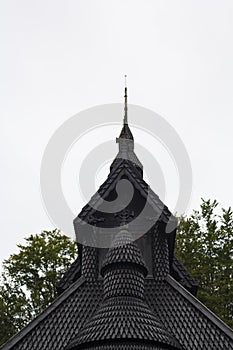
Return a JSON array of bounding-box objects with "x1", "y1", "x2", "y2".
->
[
  {"x1": 56, "y1": 252, "x2": 198, "y2": 298},
  {"x1": 145, "y1": 278, "x2": 233, "y2": 350},
  {"x1": 2, "y1": 273, "x2": 232, "y2": 350},
  {"x1": 152, "y1": 224, "x2": 169, "y2": 281},
  {"x1": 2, "y1": 121, "x2": 232, "y2": 350},
  {"x1": 81, "y1": 246, "x2": 98, "y2": 282},
  {"x1": 66, "y1": 297, "x2": 183, "y2": 349},
  {"x1": 66, "y1": 230, "x2": 182, "y2": 350},
  {"x1": 101, "y1": 230, "x2": 148, "y2": 277},
  {"x1": 112, "y1": 122, "x2": 143, "y2": 171},
  {"x1": 76, "y1": 160, "x2": 172, "y2": 226},
  {"x1": 111, "y1": 150, "x2": 143, "y2": 172},
  {"x1": 83, "y1": 345, "x2": 170, "y2": 350},
  {"x1": 171, "y1": 256, "x2": 198, "y2": 296},
  {"x1": 2, "y1": 280, "x2": 103, "y2": 350},
  {"x1": 56, "y1": 257, "x2": 81, "y2": 295},
  {"x1": 118, "y1": 123, "x2": 134, "y2": 140}
]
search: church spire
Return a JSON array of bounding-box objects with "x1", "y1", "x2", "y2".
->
[
  {"x1": 117, "y1": 76, "x2": 133, "y2": 141},
  {"x1": 124, "y1": 74, "x2": 128, "y2": 125},
  {"x1": 110, "y1": 78, "x2": 143, "y2": 175}
]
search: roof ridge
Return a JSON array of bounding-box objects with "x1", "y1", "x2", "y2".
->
[
  {"x1": 166, "y1": 276, "x2": 233, "y2": 341},
  {"x1": 0, "y1": 277, "x2": 86, "y2": 350}
]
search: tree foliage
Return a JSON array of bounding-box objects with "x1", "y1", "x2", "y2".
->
[
  {"x1": 0, "y1": 229, "x2": 77, "y2": 346},
  {"x1": 176, "y1": 199, "x2": 233, "y2": 328}
]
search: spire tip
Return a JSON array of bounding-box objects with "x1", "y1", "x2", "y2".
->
[
  {"x1": 124, "y1": 74, "x2": 127, "y2": 88},
  {"x1": 124, "y1": 75, "x2": 128, "y2": 124}
]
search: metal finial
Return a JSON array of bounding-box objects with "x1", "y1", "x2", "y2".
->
[{"x1": 124, "y1": 75, "x2": 128, "y2": 124}]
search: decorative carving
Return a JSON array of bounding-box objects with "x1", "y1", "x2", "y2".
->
[
  {"x1": 87, "y1": 215, "x2": 105, "y2": 226},
  {"x1": 114, "y1": 209, "x2": 134, "y2": 225}
]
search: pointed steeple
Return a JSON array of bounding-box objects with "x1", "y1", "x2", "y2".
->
[
  {"x1": 124, "y1": 74, "x2": 128, "y2": 125},
  {"x1": 110, "y1": 77, "x2": 143, "y2": 174},
  {"x1": 117, "y1": 75, "x2": 134, "y2": 141}
]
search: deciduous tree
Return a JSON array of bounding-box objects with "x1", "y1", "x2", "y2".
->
[
  {"x1": 176, "y1": 199, "x2": 233, "y2": 328},
  {"x1": 0, "y1": 229, "x2": 77, "y2": 345}
]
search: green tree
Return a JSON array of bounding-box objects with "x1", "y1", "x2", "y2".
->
[
  {"x1": 0, "y1": 229, "x2": 77, "y2": 346},
  {"x1": 176, "y1": 199, "x2": 233, "y2": 328}
]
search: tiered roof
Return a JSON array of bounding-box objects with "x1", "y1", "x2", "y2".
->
[
  {"x1": 1, "y1": 84, "x2": 232, "y2": 350},
  {"x1": 66, "y1": 230, "x2": 182, "y2": 350}
]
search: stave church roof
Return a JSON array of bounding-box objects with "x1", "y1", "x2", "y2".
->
[{"x1": 1, "y1": 83, "x2": 232, "y2": 350}]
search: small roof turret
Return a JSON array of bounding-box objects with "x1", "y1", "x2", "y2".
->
[{"x1": 66, "y1": 228, "x2": 182, "y2": 350}]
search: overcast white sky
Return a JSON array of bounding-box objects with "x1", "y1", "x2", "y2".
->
[{"x1": 1, "y1": 0, "x2": 233, "y2": 265}]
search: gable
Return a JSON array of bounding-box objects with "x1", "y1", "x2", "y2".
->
[
  {"x1": 2, "y1": 273, "x2": 232, "y2": 350},
  {"x1": 146, "y1": 276, "x2": 233, "y2": 349},
  {"x1": 74, "y1": 160, "x2": 178, "y2": 273},
  {"x1": 1, "y1": 277, "x2": 102, "y2": 350},
  {"x1": 75, "y1": 159, "x2": 173, "y2": 227}
]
